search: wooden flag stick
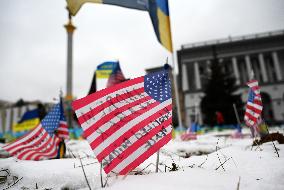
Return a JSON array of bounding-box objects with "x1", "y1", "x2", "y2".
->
[
  {"x1": 79, "y1": 157, "x2": 92, "y2": 190},
  {"x1": 233, "y1": 104, "x2": 241, "y2": 126},
  {"x1": 155, "y1": 150, "x2": 160, "y2": 173},
  {"x1": 263, "y1": 121, "x2": 279, "y2": 157}
]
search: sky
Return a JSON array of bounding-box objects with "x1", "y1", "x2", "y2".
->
[{"x1": 0, "y1": 0, "x2": 284, "y2": 102}]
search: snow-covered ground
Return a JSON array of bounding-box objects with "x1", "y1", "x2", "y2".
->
[{"x1": 1, "y1": 128, "x2": 284, "y2": 190}]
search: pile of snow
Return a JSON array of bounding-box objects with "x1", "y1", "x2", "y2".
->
[{"x1": 1, "y1": 129, "x2": 284, "y2": 190}]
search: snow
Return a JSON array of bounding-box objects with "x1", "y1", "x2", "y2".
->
[{"x1": 1, "y1": 128, "x2": 284, "y2": 190}]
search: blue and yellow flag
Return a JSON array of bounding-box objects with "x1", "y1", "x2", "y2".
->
[
  {"x1": 66, "y1": 0, "x2": 173, "y2": 52},
  {"x1": 12, "y1": 109, "x2": 40, "y2": 132},
  {"x1": 96, "y1": 61, "x2": 117, "y2": 79}
]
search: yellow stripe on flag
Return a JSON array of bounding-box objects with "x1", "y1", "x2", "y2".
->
[
  {"x1": 12, "y1": 118, "x2": 40, "y2": 132},
  {"x1": 96, "y1": 70, "x2": 113, "y2": 79},
  {"x1": 157, "y1": 7, "x2": 172, "y2": 52}
]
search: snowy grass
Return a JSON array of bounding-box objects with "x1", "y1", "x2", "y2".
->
[{"x1": 1, "y1": 128, "x2": 284, "y2": 190}]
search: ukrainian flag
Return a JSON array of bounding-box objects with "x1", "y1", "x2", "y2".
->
[
  {"x1": 12, "y1": 109, "x2": 40, "y2": 132},
  {"x1": 66, "y1": 0, "x2": 173, "y2": 52}
]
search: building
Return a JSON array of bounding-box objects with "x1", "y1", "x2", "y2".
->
[{"x1": 177, "y1": 30, "x2": 284, "y2": 126}]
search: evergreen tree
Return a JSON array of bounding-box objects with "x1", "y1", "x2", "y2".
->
[{"x1": 200, "y1": 46, "x2": 242, "y2": 126}]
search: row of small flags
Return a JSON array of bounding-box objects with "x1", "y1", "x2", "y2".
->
[
  {"x1": 1, "y1": 67, "x2": 265, "y2": 175},
  {"x1": 1, "y1": 0, "x2": 266, "y2": 176},
  {"x1": 2, "y1": 100, "x2": 69, "y2": 160}
]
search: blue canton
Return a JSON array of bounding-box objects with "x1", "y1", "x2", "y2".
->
[
  {"x1": 248, "y1": 89, "x2": 255, "y2": 103},
  {"x1": 144, "y1": 70, "x2": 172, "y2": 102},
  {"x1": 41, "y1": 103, "x2": 61, "y2": 136}
]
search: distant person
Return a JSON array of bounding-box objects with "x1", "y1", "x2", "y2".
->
[{"x1": 216, "y1": 111, "x2": 224, "y2": 126}]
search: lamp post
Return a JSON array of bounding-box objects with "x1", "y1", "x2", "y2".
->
[{"x1": 64, "y1": 11, "x2": 76, "y2": 128}]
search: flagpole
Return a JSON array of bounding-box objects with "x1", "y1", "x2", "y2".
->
[
  {"x1": 64, "y1": 9, "x2": 76, "y2": 128},
  {"x1": 171, "y1": 50, "x2": 185, "y2": 130},
  {"x1": 233, "y1": 104, "x2": 241, "y2": 126}
]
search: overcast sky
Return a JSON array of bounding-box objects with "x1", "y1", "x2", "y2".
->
[{"x1": 0, "y1": 0, "x2": 283, "y2": 102}]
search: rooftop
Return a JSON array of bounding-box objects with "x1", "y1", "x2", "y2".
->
[{"x1": 181, "y1": 29, "x2": 284, "y2": 49}]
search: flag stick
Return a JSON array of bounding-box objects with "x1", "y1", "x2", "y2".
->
[
  {"x1": 155, "y1": 150, "x2": 160, "y2": 173},
  {"x1": 100, "y1": 162, "x2": 104, "y2": 188},
  {"x1": 263, "y1": 121, "x2": 279, "y2": 157},
  {"x1": 233, "y1": 104, "x2": 241, "y2": 126},
  {"x1": 79, "y1": 157, "x2": 92, "y2": 190}
]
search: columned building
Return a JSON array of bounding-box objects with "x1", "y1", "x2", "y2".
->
[{"x1": 177, "y1": 30, "x2": 284, "y2": 126}]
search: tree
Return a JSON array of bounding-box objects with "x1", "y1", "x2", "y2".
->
[{"x1": 200, "y1": 46, "x2": 242, "y2": 126}]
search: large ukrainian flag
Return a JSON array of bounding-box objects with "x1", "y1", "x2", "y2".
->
[{"x1": 66, "y1": 0, "x2": 173, "y2": 52}]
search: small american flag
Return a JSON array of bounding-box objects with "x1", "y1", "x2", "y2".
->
[
  {"x1": 72, "y1": 68, "x2": 172, "y2": 175},
  {"x1": 106, "y1": 62, "x2": 126, "y2": 88},
  {"x1": 244, "y1": 80, "x2": 263, "y2": 127},
  {"x1": 3, "y1": 102, "x2": 67, "y2": 160}
]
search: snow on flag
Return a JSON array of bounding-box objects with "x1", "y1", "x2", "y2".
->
[
  {"x1": 72, "y1": 68, "x2": 172, "y2": 175},
  {"x1": 3, "y1": 103, "x2": 67, "y2": 160},
  {"x1": 244, "y1": 79, "x2": 263, "y2": 127}
]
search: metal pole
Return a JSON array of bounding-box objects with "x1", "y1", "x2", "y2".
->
[
  {"x1": 64, "y1": 12, "x2": 76, "y2": 128},
  {"x1": 171, "y1": 54, "x2": 185, "y2": 129},
  {"x1": 233, "y1": 104, "x2": 241, "y2": 125},
  {"x1": 155, "y1": 150, "x2": 160, "y2": 173}
]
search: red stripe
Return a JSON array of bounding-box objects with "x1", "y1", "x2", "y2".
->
[
  {"x1": 77, "y1": 87, "x2": 145, "y2": 126},
  {"x1": 16, "y1": 132, "x2": 50, "y2": 159},
  {"x1": 96, "y1": 104, "x2": 172, "y2": 161},
  {"x1": 103, "y1": 119, "x2": 172, "y2": 174},
  {"x1": 244, "y1": 112, "x2": 258, "y2": 123},
  {"x1": 119, "y1": 133, "x2": 172, "y2": 175},
  {"x1": 33, "y1": 138, "x2": 60, "y2": 160},
  {"x1": 89, "y1": 99, "x2": 160, "y2": 150},
  {"x1": 4, "y1": 126, "x2": 44, "y2": 153},
  {"x1": 83, "y1": 94, "x2": 151, "y2": 138},
  {"x1": 246, "y1": 105, "x2": 262, "y2": 114},
  {"x1": 72, "y1": 77, "x2": 144, "y2": 110}
]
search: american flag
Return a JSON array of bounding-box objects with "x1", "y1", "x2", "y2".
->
[
  {"x1": 56, "y1": 100, "x2": 69, "y2": 139},
  {"x1": 106, "y1": 62, "x2": 126, "y2": 88},
  {"x1": 244, "y1": 80, "x2": 263, "y2": 127},
  {"x1": 72, "y1": 69, "x2": 172, "y2": 175},
  {"x1": 3, "y1": 102, "x2": 67, "y2": 160}
]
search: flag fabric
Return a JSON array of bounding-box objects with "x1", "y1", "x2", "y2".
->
[
  {"x1": 96, "y1": 61, "x2": 117, "y2": 79},
  {"x1": 56, "y1": 100, "x2": 69, "y2": 140},
  {"x1": 106, "y1": 62, "x2": 126, "y2": 88},
  {"x1": 2, "y1": 103, "x2": 65, "y2": 160},
  {"x1": 66, "y1": 0, "x2": 173, "y2": 52},
  {"x1": 244, "y1": 80, "x2": 263, "y2": 127},
  {"x1": 72, "y1": 68, "x2": 172, "y2": 175},
  {"x1": 12, "y1": 109, "x2": 40, "y2": 132}
]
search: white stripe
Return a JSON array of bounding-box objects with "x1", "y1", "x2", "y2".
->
[
  {"x1": 91, "y1": 99, "x2": 172, "y2": 155},
  {"x1": 3, "y1": 125, "x2": 42, "y2": 150},
  {"x1": 247, "y1": 102, "x2": 263, "y2": 111},
  {"x1": 100, "y1": 111, "x2": 172, "y2": 161},
  {"x1": 76, "y1": 82, "x2": 144, "y2": 118},
  {"x1": 248, "y1": 81, "x2": 258, "y2": 87},
  {"x1": 80, "y1": 91, "x2": 148, "y2": 130},
  {"x1": 20, "y1": 133, "x2": 50, "y2": 160},
  {"x1": 246, "y1": 109, "x2": 260, "y2": 118},
  {"x1": 86, "y1": 97, "x2": 155, "y2": 144},
  {"x1": 9, "y1": 128, "x2": 46, "y2": 155},
  {"x1": 57, "y1": 127, "x2": 69, "y2": 132},
  {"x1": 112, "y1": 125, "x2": 172, "y2": 173},
  {"x1": 30, "y1": 137, "x2": 59, "y2": 160},
  {"x1": 244, "y1": 116, "x2": 255, "y2": 126}
]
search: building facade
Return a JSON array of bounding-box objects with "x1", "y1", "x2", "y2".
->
[{"x1": 177, "y1": 30, "x2": 284, "y2": 126}]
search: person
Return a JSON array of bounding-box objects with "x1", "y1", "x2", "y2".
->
[{"x1": 216, "y1": 111, "x2": 224, "y2": 126}]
